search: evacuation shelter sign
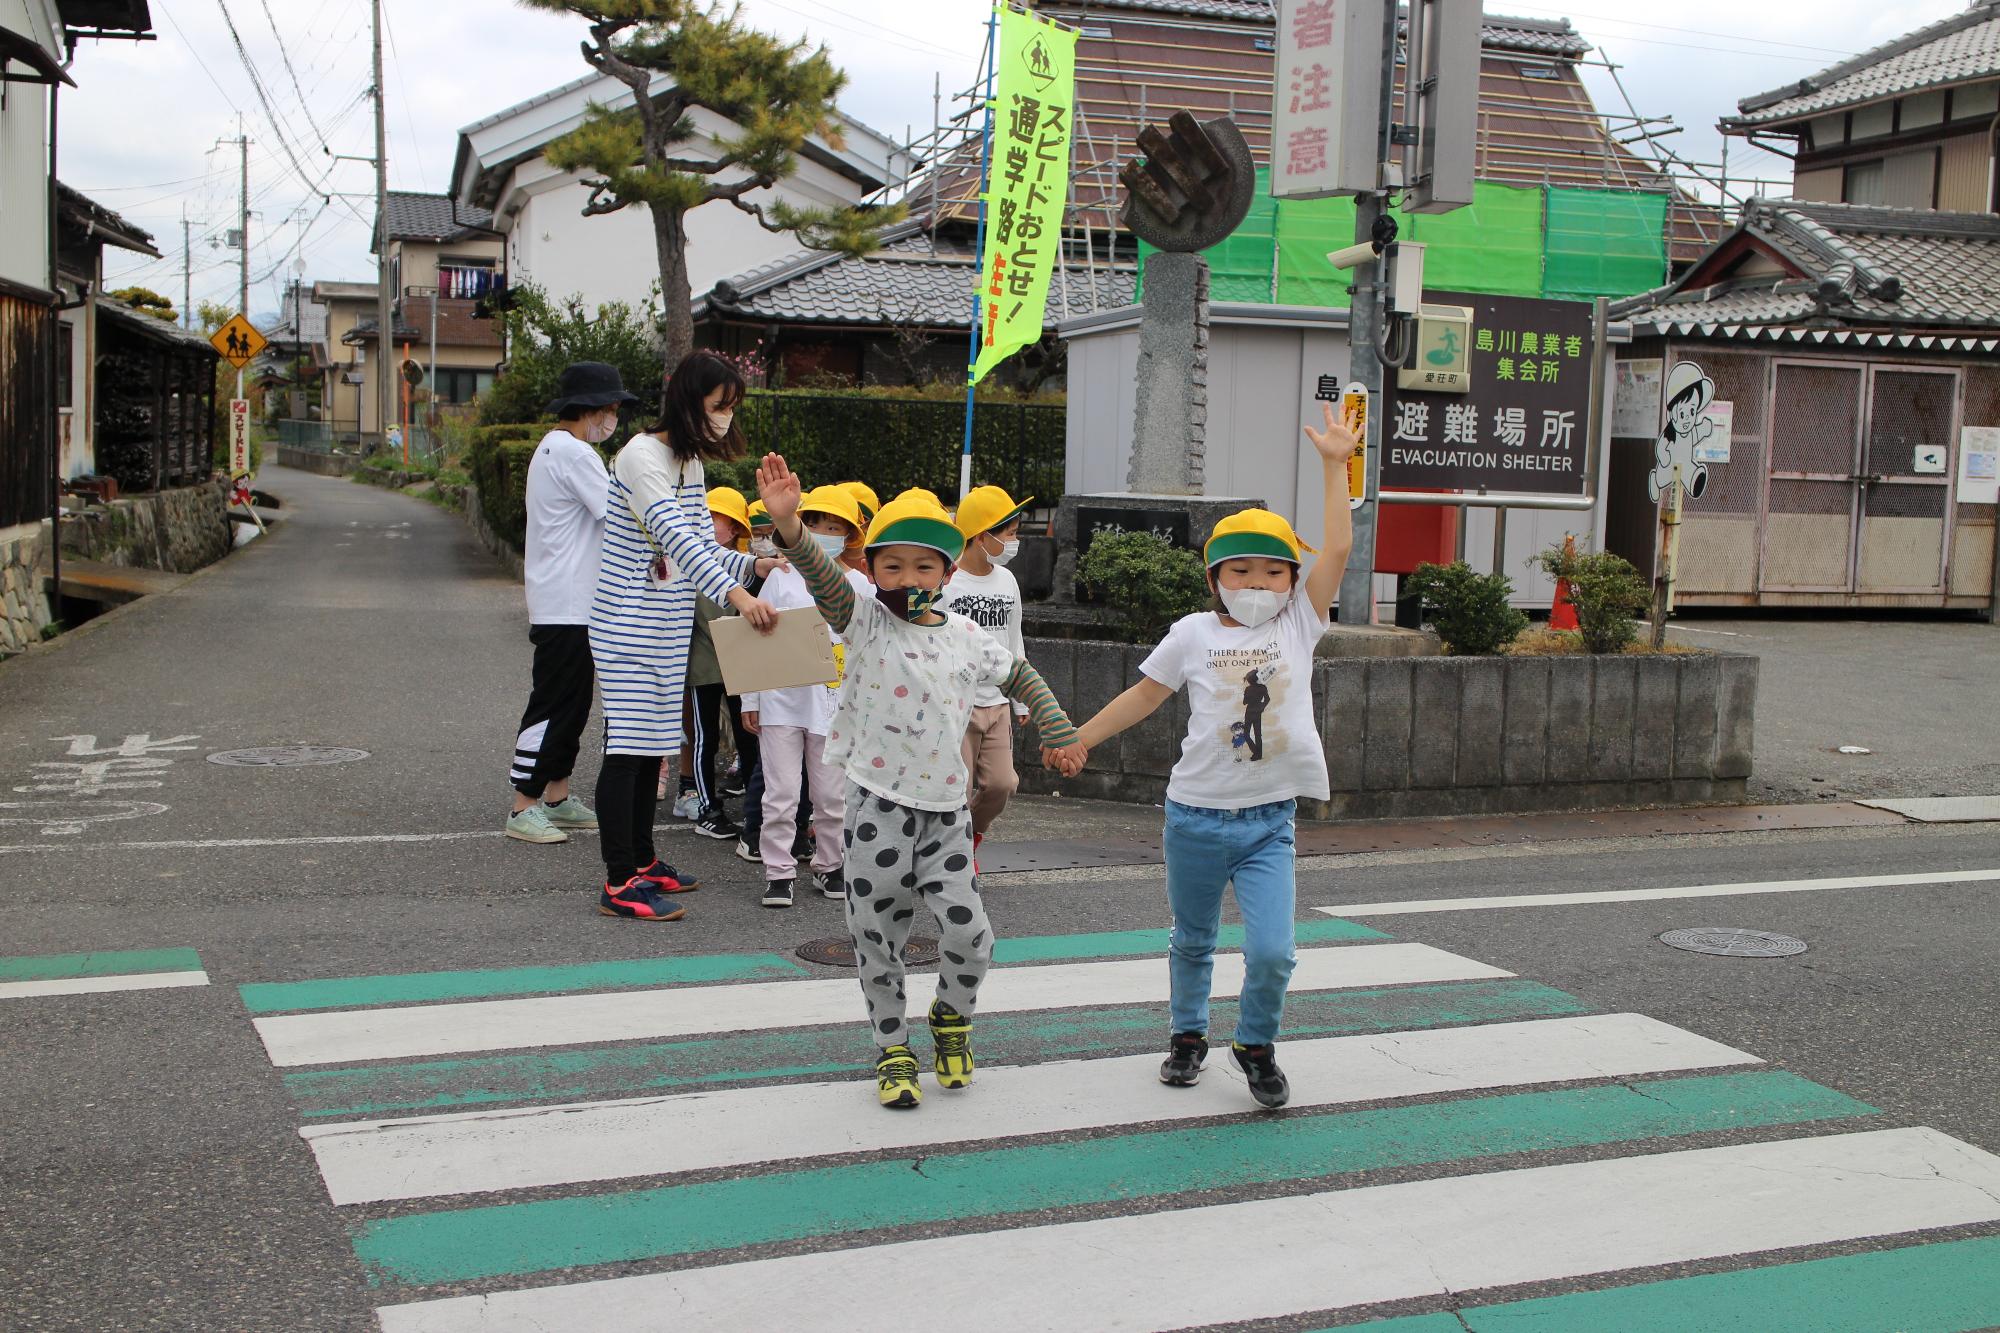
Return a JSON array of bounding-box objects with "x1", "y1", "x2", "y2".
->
[{"x1": 1380, "y1": 291, "x2": 1594, "y2": 497}]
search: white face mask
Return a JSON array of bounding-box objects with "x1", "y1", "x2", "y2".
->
[
  {"x1": 749, "y1": 536, "x2": 778, "y2": 559},
  {"x1": 810, "y1": 532, "x2": 848, "y2": 558},
  {"x1": 707, "y1": 411, "x2": 735, "y2": 441},
  {"x1": 987, "y1": 536, "x2": 1020, "y2": 566},
  {"x1": 1219, "y1": 584, "x2": 1287, "y2": 629}
]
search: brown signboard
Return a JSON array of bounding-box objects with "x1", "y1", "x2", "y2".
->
[{"x1": 1379, "y1": 291, "x2": 1594, "y2": 497}]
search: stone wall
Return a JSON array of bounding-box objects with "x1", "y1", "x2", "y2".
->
[
  {"x1": 60, "y1": 480, "x2": 231, "y2": 574},
  {"x1": 275, "y1": 446, "x2": 357, "y2": 476},
  {"x1": 0, "y1": 524, "x2": 54, "y2": 656},
  {"x1": 1014, "y1": 637, "x2": 1757, "y2": 819}
]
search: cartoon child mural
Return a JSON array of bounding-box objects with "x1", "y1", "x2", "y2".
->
[{"x1": 1650, "y1": 360, "x2": 1714, "y2": 502}]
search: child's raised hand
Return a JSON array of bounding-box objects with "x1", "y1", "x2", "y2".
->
[
  {"x1": 755, "y1": 453, "x2": 802, "y2": 525},
  {"x1": 1304, "y1": 399, "x2": 1360, "y2": 466}
]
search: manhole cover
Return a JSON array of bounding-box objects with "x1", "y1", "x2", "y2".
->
[
  {"x1": 1659, "y1": 927, "x2": 1807, "y2": 958},
  {"x1": 207, "y1": 746, "x2": 371, "y2": 767},
  {"x1": 796, "y1": 936, "x2": 940, "y2": 968}
]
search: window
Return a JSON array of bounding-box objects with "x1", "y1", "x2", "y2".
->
[
  {"x1": 56, "y1": 322, "x2": 73, "y2": 408},
  {"x1": 432, "y1": 367, "x2": 494, "y2": 404},
  {"x1": 1845, "y1": 159, "x2": 1885, "y2": 204}
]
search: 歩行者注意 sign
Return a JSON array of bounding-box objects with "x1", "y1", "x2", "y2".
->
[
  {"x1": 1380, "y1": 292, "x2": 1594, "y2": 496},
  {"x1": 210, "y1": 314, "x2": 266, "y2": 370},
  {"x1": 1270, "y1": 0, "x2": 1385, "y2": 200},
  {"x1": 972, "y1": 6, "x2": 1076, "y2": 384}
]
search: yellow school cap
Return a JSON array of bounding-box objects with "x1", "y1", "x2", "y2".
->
[
  {"x1": 799, "y1": 484, "x2": 864, "y2": 533},
  {"x1": 705, "y1": 486, "x2": 751, "y2": 532},
  {"x1": 954, "y1": 484, "x2": 1032, "y2": 541},
  {"x1": 1204, "y1": 508, "x2": 1316, "y2": 568},
  {"x1": 866, "y1": 489, "x2": 966, "y2": 561},
  {"x1": 747, "y1": 498, "x2": 772, "y2": 530},
  {"x1": 839, "y1": 481, "x2": 881, "y2": 519}
]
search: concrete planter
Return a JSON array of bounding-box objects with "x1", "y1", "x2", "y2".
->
[{"x1": 1014, "y1": 636, "x2": 1757, "y2": 819}]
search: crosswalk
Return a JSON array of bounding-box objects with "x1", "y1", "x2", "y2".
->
[{"x1": 235, "y1": 921, "x2": 2000, "y2": 1331}]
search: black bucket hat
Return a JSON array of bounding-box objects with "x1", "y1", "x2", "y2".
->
[{"x1": 545, "y1": 361, "x2": 640, "y2": 417}]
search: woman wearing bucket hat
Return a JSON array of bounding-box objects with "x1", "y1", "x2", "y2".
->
[
  {"x1": 503, "y1": 362, "x2": 637, "y2": 845},
  {"x1": 587, "y1": 352, "x2": 782, "y2": 922},
  {"x1": 1064, "y1": 399, "x2": 1360, "y2": 1110}
]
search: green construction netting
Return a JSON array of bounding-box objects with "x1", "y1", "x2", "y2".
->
[
  {"x1": 1543, "y1": 186, "x2": 1671, "y2": 299},
  {"x1": 1137, "y1": 180, "x2": 1669, "y2": 307}
]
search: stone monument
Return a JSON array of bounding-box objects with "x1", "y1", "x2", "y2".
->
[{"x1": 1051, "y1": 112, "x2": 1267, "y2": 604}]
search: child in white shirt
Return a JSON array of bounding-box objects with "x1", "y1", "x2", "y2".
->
[
  {"x1": 941, "y1": 485, "x2": 1032, "y2": 859},
  {"x1": 1060, "y1": 401, "x2": 1359, "y2": 1109},
  {"x1": 756, "y1": 460, "x2": 1081, "y2": 1111},
  {"x1": 740, "y1": 485, "x2": 871, "y2": 909}
]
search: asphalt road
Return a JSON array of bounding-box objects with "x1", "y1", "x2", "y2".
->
[{"x1": 2, "y1": 468, "x2": 1996, "y2": 1331}]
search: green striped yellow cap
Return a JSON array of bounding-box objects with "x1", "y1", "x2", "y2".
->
[
  {"x1": 1204, "y1": 508, "x2": 1315, "y2": 568},
  {"x1": 865, "y1": 490, "x2": 965, "y2": 562}
]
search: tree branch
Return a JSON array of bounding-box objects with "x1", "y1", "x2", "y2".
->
[
  {"x1": 709, "y1": 172, "x2": 779, "y2": 204},
  {"x1": 725, "y1": 195, "x2": 793, "y2": 235},
  {"x1": 665, "y1": 153, "x2": 739, "y2": 175},
  {"x1": 580, "y1": 180, "x2": 629, "y2": 217}
]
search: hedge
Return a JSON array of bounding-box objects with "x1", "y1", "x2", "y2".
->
[{"x1": 467, "y1": 390, "x2": 1065, "y2": 552}]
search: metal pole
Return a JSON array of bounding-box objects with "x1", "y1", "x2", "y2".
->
[
  {"x1": 1338, "y1": 0, "x2": 1401, "y2": 625},
  {"x1": 237, "y1": 125, "x2": 248, "y2": 403},
  {"x1": 958, "y1": 3, "x2": 999, "y2": 504},
  {"x1": 1490, "y1": 507, "x2": 1508, "y2": 576},
  {"x1": 372, "y1": 0, "x2": 394, "y2": 452},
  {"x1": 181, "y1": 211, "x2": 191, "y2": 330},
  {"x1": 428, "y1": 283, "x2": 438, "y2": 452}
]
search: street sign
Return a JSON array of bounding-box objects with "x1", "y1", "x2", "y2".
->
[
  {"x1": 1341, "y1": 381, "x2": 1369, "y2": 511},
  {"x1": 1270, "y1": 0, "x2": 1385, "y2": 200},
  {"x1": 1381, "y1": 291, "x2": 1594, "y2": 496},
  {"x1": 210, "y1": 314, "x2": 266, "y2": 369},
  {"x1": 1397, "y1": 303, "x2": 1473, "y2": 394},
  {"x1": 228, "y1": 399, "x2": 251, "y2": 477}
]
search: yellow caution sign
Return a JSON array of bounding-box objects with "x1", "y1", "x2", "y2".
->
[{"x1": 210, "y1": 314, "x2": 267, "y2": 369}]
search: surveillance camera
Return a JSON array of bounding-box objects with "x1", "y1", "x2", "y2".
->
[{"x1": 1325, "y1": 241, "x2": 1382, "y2": 270}]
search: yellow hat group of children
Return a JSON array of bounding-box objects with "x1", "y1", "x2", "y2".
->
[{"x1": 678, "y1": 400, "x2": 1359, "y2": 1113}]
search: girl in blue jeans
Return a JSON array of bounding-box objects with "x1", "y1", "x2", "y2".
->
[{"x1": 1062, "y1": 401, "x2": 1358, "y2": 1107}]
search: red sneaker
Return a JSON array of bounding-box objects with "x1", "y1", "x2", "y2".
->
[
  {"x1": 634, "y1": 859, "x2": 700, "y2": 893},
  {"x1": 972, "y1": 832, "x2": 983, "y2": 876},
  {"x1": 598, "y1": 877, "x2": 686, "y2": 921}
]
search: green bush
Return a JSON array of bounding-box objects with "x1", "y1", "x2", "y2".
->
[
  {"x1": 1077, "y1": 530, "x2": 1210, "y2": 644},
  {"x1": 1407, "y1": 561, "x2": 1528, "y2": 655},
  {"x1": 469, "y1": 423, "x2": 544, "y2": 450},
  {"x1": 479, "y1": 285, "x2": 665, "y2": 435},
  {"x1": 467, "y1": 437, "x2": 539, "y2": 552},
  {"x1": 1534, "y1": 542, "x2": 1650, "y2": 654},
  {"x1": 702, "y1": 456, "x2": 759, "y2": 495}
]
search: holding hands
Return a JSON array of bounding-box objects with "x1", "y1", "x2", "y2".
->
[{"x1": 1041, "y1": 742, "x2": 1088, "y2": 777}]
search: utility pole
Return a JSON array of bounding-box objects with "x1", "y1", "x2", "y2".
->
[
  {"x1": 1335, "y1": 0, "x2": 1399, "y2": 626},
  {"x1": 181, "y1": 209, "x2": 192, "y2": 330},
  {"x1": 236, "y1": 119, "x2": 249, "y2": 402},
  {"x1": 371, "y1": 0, "x2": 395, "y2": 451}
]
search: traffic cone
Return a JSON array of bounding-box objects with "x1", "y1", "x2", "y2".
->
[{"x1": 1550, "y1": 534, "x2": 1580, "y2": 631}]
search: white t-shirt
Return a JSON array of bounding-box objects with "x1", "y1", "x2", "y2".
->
[
  {"x1": 523, "y1": 429, "x2": 610, "y2": 624},
  {"x1": 740, "y1": 564, "x2": 871, "y2": 735},
  {"x1": 942, "y1": 563, "x2": 1027, "y2": 711},
  {"x1": 826, "y1": 596, "x2": 1018, "y2": 812},
  {"x1": 1139, "y1": 592, "x2": 1331, "y2": 810}
]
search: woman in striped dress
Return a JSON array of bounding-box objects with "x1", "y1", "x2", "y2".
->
[{"x1": 590, "y1": 352, "x2": 779, "y2": 921}]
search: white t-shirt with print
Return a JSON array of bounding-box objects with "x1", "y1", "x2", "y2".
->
[
  {"x1": 826, "y1": 595, "x2": 1018, "y2": 812},
  {"x1": 523, "y1": 428, "x2": 610, "y2": 624},
  {"x1": 1139, "y1": 592, "x2": 1331, "y2": 810},
  {"x1": 740, "y1": 564, "x2": 871, "y2": 735},
  {"x1": 940, "y1": 563, "x2": 1026, "y2": 710}
]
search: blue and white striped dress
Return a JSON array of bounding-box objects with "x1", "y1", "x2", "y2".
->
[{"x1": 588, "y1": 434, "x2": 755, "y2": 757}]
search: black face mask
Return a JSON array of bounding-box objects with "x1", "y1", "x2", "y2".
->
[{"x1": 874, "y1": 584, "x2": 944, "y2": 622}]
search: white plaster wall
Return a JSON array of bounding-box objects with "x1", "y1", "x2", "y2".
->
[{"x1": 0, "y1": 0, "x2": 59, "y2": 291}]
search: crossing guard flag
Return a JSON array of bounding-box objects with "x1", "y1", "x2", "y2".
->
[{"x1": 972, "y1": 6, "x2": 1076, "y2": 383}]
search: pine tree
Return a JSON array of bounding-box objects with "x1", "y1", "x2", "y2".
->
[{"x1": 519, "y1": 0, "x2": 903, "y2": 370}]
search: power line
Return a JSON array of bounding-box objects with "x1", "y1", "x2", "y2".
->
[
  {"x1": 212, "y1": 0, "x2": 339, "y2": 199},
  {"x1": 257, "y1": 0, "x2": 330, "y2": 147},
  {"x1": 156, "y1": 4, "x2": 245, "y2": 117}
]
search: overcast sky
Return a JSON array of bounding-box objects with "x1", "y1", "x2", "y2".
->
[{"x1": 61, "y1": 0, "x2": 1968, "y2": 320}]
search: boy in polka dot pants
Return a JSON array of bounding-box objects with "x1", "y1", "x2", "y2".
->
[{"x1": 758, "y1": 458, "x2": 1080, "y2": 1109}]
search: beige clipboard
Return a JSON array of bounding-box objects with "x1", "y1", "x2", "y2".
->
[{"x1": 712, "y1": 606, "x2": 838, "y2": 696}]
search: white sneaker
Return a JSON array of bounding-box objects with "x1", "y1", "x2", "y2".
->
[{"x1": 671, "y1": 790, "x2": 700, "y2": 820}]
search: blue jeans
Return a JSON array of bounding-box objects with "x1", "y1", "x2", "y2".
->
[{"x1": 1163, "y1": 798, "x2": 1298, "y2": 1046}]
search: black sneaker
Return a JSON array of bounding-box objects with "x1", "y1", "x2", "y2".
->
[
  {"x1": 813, "y1": 867, "x2": 845, "y2": 899},
  {"x1": 694, "y1": 805, "x2": 739, "y2": 840},
  {"x1": 761, "y1": 877, "x2": 794, "y2": 909},
  {"x1": 1230, "y1": 1041, "x2": 1290, "y2": 1109},
  {"x1": 734, "y1": 836, "x2": 759, "y2": 864},
  {"x1": 1160, "y1": 1032, "x2": 1208, "y2": 1086}
]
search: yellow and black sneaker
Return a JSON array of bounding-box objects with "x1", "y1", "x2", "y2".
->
[
  {"x1": 929, "y1": 999, "x2": 975, "y2": 1089},
  {"x1": 875, "y1": 1044, "x2": 922, "y2": 1109}
]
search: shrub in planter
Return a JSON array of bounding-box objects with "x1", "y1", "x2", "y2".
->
[
  {"x1": 1534, "y1": 542, "x2": 1649, "y2": 654},
  {"x1": 1076, "y1": 529, "x2": 1210, "y2": 644},
  {"x1": 1407, "y1": 561, "x2": 1528, "y2": 655}
]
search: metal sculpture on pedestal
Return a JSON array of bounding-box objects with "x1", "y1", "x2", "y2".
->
[{"x1": 1119, "y1": 111, "x2": 1257, "y2": 495}]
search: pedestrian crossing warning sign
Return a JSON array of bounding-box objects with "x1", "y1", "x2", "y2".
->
[{"x1": 210, "y1": 314, "x2": 266, "y2": 369}]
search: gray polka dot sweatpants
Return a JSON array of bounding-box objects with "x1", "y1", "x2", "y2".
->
[{"x1": 842, "y1": 788, "x2": 990, "y2": 1050}]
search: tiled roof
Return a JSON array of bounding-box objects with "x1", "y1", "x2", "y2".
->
[
  {"x1": 55, "y1": 183, "x2": 158, "y2": 257},
  {"x1": 697, "y1": 223, "x2": 1137, "y2": 329},
  {"x1": 1049, "y1": 1, "x2": 1590, "y2": 56},
  {"x1": 376, "y1": 191, "x2": 495, "y2": 246},
  {"x1": 1728, "y1": 2, "x2": 2000, "y2": 127},
  {"x1": 1614, "y1": 198, "x2": 2000, "y2": 335}
]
